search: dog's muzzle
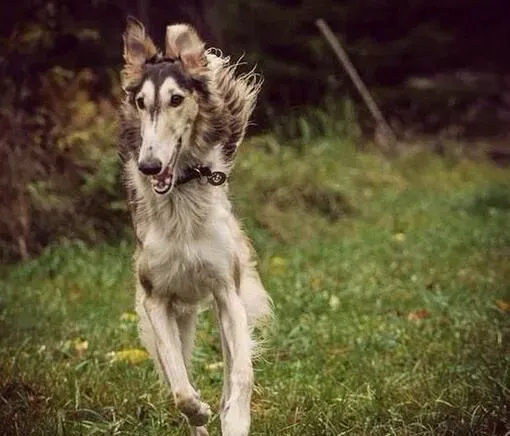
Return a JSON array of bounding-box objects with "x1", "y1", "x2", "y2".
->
[
  {"x1": 138, "y1": 158, "x2": 162, "y2": 176},
  {"x1": 139, "y1": 138, "x2": 182, "y2": 195}
]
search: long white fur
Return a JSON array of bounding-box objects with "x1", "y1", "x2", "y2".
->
[{"x1": 123, "y1": 45, "x2": 271, "y2": 436}]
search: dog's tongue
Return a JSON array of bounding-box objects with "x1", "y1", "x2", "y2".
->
[{"x1": 152, "y1": 166, "x2": 173, "y2": 191}]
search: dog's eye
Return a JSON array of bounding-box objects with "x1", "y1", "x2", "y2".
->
[
  {"x1": 136, "y1": 96, "x2": 145, "y2": 110},
  {"x1": 170, "y1": 95, "x2": 184, "y2": 107}
]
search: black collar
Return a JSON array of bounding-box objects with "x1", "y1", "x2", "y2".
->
[{"x1": 175, "y1": 166, "x2": 227, "y2": 187}]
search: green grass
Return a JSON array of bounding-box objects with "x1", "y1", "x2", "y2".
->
[{"x1": 1, "y1": 138, "x2": 510, "y2": 435}]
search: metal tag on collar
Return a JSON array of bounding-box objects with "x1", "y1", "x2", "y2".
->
[
  {"x1": 193, "y1": 167, "x2": 209, "y2": 184},
  {"x1": 208, "y1": 171, "x2": 227, "y2": 186}
]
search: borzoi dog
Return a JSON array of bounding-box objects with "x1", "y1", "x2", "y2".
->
[{"x1": 118, "y1": 17, "x2": 272, "y2": 436}]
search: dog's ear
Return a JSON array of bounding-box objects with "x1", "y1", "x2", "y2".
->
[
  {"x1": 123, "y1": 16, "x2": 157, "y2": 66},
  {"x1": 165, "y1": 24, "x2": 206, "y2": 75},
  {"x1": 122, "y1": 17, "x2": 157, "y2": 90}
]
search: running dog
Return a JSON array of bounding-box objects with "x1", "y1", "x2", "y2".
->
[{"x1": 118, "y1": 17, "x2": 271, "y2": 436}]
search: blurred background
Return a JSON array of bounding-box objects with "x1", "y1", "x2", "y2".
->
[
  {"x1": 1, "y1": 2, "x2": 510, "y2": 435},
  {"x1": 1, "y1": 0, "x2": 509, "y2": 261}
]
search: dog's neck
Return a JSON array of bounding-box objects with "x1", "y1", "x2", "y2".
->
[
  {"x1": 173, "y1": 165, "x2": 227, "y2": 187},
  {"x1": 131, "y1": 145, "x2": 231, "y2": 240}
]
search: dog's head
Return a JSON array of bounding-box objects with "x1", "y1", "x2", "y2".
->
[{"x1": 121, "y1": 18, "x2": 209, "y2": 194}]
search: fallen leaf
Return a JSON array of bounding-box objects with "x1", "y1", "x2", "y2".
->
[
  {"x1": 270, "y1": 256, "x2": 288, "y2": 274},
  {"x1": 328, "y1": 347, "x2": 350, "y2": 356},
  {"x1": 107, "y1": 349, "x2": 149, "y2": 364},
  {"x1": 394, "y1": 233, "x2": 405, "y2": 242},
  {"x1": 309, "y1": 274, "x2": 322, "y2": 290},
  {"x1": 496, "y1": 300, "x2": 510, "y2": 313},
  {"x1": 407, "y1": 309, "x2": 429, "y2": 321},
  {"x1": 205, "y1": 361, "x2": 224, "y2": 371},
  {"x1": 329, "y1": 295, "x2": 340, "y2": 310},
  {"x1": 73, "y1": 338, "x2": 88, "y2": 357},
  {"x1": 69, "y1": 286, "x2": 82, "y2": 301},
  {"x1": 120, "y1": 312, "x2": 138, "y2": 322},
  {"x1": 270, "y1": 256, "x2": 287, "y2": 267}
]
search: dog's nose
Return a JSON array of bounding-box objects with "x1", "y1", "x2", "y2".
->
[{"x1": 138, "y1": 158, "x2": 162, "y2": 175}]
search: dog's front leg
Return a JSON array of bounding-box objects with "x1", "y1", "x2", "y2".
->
[
  {"x1": 177, "y1": 310, "x2": 210, "y2": 436},
  {"x1": 214, "y1": 285, "x2": 253, "y2": 436},
  {"x1": 141, "y1": 296, "x2": 211, "y2": 428}
]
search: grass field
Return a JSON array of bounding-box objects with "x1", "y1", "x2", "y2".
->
[{"x1": 1, "y1": 138, "x2": 510, "y2": 435}]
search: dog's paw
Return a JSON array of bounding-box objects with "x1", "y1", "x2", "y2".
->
[
  {"x1": 220, "y1": 402, "x2": 250, "y2": 436},
  {"x1": 189, "y1": 425, "x2": 209, "y2": 436},
  {"x1": 187, "y1": 401, "x2": 211, "y2": 427},
  {"x1": 176, "y1": 395, "x2": 211, "y2": 427}
]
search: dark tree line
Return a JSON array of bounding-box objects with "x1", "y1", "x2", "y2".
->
[
  {"x1": 2, "y1": 0, "x2": 509, "y2": 122},
  {"x1": 1, "y1": 0, "x2": 508, "y2": 260}
]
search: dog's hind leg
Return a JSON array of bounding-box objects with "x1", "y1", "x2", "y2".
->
[
  {"x1": 177, "y1": 309, "x2": 198, "y2": 368},
  {"x1": 137, "y1": 289, "x2": 211, "y2": 428},
  {"x1": 213, "y1": 301, "x2": 232, "y2": 412},
  {"x1": 214, "y1": 284, "x2": 253, "y2": 436}
]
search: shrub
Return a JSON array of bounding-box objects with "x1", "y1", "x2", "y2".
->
[{"x1": 0, "y1": 66, "x2": 125, "y2": 262}]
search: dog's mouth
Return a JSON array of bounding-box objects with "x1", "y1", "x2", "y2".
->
[
  {"x1": 149, "y1": 138, "x2": 182, "y2": 195},
  {"x1": 151, "y1": 165, "x2": 174, "y2": 194}
]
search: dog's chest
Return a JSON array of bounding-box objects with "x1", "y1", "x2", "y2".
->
[{"x1": 138, "y1": 217, "x2": 233, "y2": 303}]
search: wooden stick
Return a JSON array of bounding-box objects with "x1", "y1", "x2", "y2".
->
[
  {"x1": 137, "y1": 0, "x2": 150, "y2": 32},
  {"x1": 316, "y1": 18, "x2": 397, "y2": 148}
]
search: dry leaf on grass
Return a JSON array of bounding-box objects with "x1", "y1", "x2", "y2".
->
[
  {"x1": 73, "y1": 338, "x2": 88, "y2": 357},
  {"x1": 59, "y1": 337, "x2": 88, "y2": 358},
  {"x1": 205, "y1": 361, "x2": 224, "y2": 371},
  {"x1": 328, "y1": 347, "x2": 350, "y2": 356},
  {"x1": 329, "y1": 295, "x2": 340, "y2": 310},
  {"x1": 269, "y1": 256, "x2": 288, "y2": 276},
  {"x1": 310, "y1": 274, "x2": 322, "y2": 291},
  {"x1": 120, "y1": 312, "x2": 138, "y2": 322},
  {"x1": 407, "y1": 309, "x2": 429, "y2": 321},
  {"x1": 393, "y1": 232, "x2": 406, "y2": 242},
  {"x1": 107, "y1": 349, "x2": 149, "y2": 364},
  {"x1": 496, "y1": 300, "x2": 510, "y2": 313}
]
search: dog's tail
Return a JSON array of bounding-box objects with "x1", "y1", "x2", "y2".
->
[{"x1": 239, "y1": 268, "x2": 273, "y2": 357}]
